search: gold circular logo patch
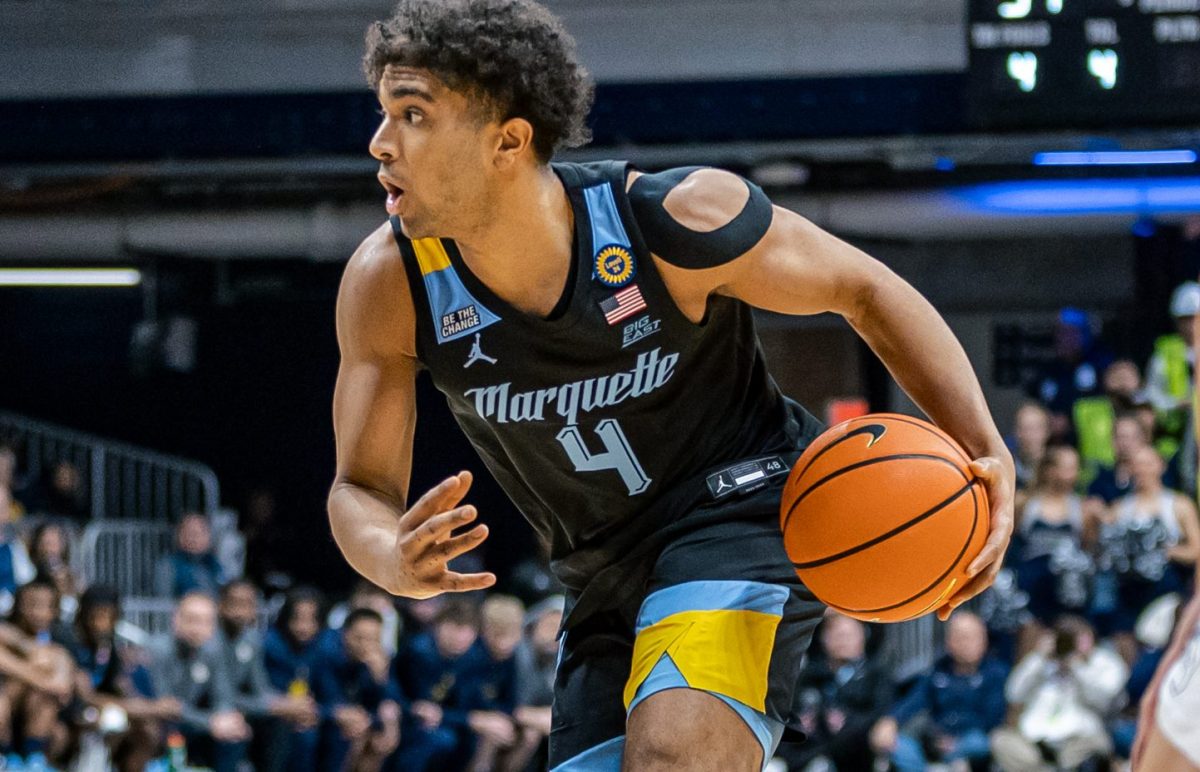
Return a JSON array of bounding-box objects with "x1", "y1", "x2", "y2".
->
[{"x1": 594, "y1": 244, "x2": 635, "y2": 287}]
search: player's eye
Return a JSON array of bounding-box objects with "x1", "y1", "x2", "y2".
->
[{"x1": 405, "y1": 108, "x2": 424, "y2": 125}]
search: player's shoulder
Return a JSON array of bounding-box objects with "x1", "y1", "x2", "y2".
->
[
  {"x1": 626, "y1": 165, "x2": 774, "y2": 270},
  {"x1": 344, "y1": 220, "x2": 409, "y2": 293},
  {"x1": 337, "y1": 220, "x2": 417, "y2": 357},
  {"x1": 628, "y1": 166, "x2": 756, "y2": 232}
]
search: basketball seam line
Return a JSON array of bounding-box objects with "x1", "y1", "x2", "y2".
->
[
  {"x1": 822, "y1": 482, "x2": 982, "y2": 617},
  {"x1": 782, "y1": 452, "x2": 967, "y2": 535},
  {"x1": 875, "y1": 414, "x2": 972, "y2": 467},
  {"x1": 789, "y1": 477, "x2": 978, "y2": 570}
]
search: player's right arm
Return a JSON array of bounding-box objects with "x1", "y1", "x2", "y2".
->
[{"x1": 327, "y1": 223, "x2": 495, "y2": 598}]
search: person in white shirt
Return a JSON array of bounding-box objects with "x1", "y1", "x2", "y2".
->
[{"x1": 991, "y1": 616, "x2": 1128, "y2": 771}]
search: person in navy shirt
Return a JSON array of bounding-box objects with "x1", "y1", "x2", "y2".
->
[
  {"x1": 154, "y1": 513, "x2": 226, "y2": 599},
  {"x1": 263, "y1": 587, "x2": 326, "y2": 772},
  {"x1": 310, "y1": 607, "x2": 402, "y2": 772},
  {"x1": 462, "y1": 595, "x2": 524, "y2": 772},
  {"x1": 871, "y1": 613, "x2": 1008, "y2": 772},
  {"x1": 393, "y1": 599, "x2": 481, "y2": 772},
  {"x1": 68, "y1": 584, "x2": 188, "y2": 772}
]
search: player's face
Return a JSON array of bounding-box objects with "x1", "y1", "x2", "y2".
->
[{"x1": 369, "y1": 66, "x2": 499, "y2": 240}]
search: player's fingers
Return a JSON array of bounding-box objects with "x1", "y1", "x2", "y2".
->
[
  {"x1": 437, "y1": 571, "x2": 497, "y2": 593},
  {"x1": 432, "y1": 470, "x2": 473, "y2": 512},
  {"x1": 427, "y1": 524, "x2": 489, "y2": 563},
  {"x1": 411, "y1": 505, "x2": 478, "y2": 548},
  {"x1": 937, "y1": 561, "x2": 1001, "y2": 620},
  {"x1": 400, "y1": 475, "x2": 464, "y2": 528}
]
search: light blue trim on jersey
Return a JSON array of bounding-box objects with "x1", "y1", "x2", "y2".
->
[
  {"x1": 634, "y1": 580, "x2": 790, "y2": 631},
  {"x1": 627, "y1": 653, "x2": 784, "y2": 769},
  {"x1": 583, "y1": 182, "x2": 633, "y2": 255},
  {"x1": 424, "y1": 265, "x2": 502, "y2": 344},
  {"x1": 550, "y1": 735, "x2": 624, "y2": 772}
]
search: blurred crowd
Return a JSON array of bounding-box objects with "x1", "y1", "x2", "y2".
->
[
  {"x1": 0, "y1": 448, "x2": 564, "y2": 772},
  {"x1": 782, "y1": 283, "x2": 1200, "y2": 772},
  {"x1": 2, "y1": 285, "x2": 1200, "y2": 771}
]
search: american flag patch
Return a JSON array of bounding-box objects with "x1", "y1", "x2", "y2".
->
[{"x1": 599, "y1": 284, "x2": 647, "y2": 325}]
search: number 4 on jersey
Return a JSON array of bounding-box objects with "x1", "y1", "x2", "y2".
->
[{"x1": 556, "y1": 419, "x2": 651, "y2": 495}]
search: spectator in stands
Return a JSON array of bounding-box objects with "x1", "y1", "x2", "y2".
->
[
  {"x1": 512, "y1": 595, "x2": 561, "y2": 770},
  {"x1": 991, "y1": 616, "x2": 1127, "y2": 771},
  {"x1": 1073, "y1": 359, "x2": 1142, "y2": 485},
  {"x1": 69, "y1": 585, "x2": 173, "y2": 772},
  {"x1": 465, "y1": 595, "x2": 523, "y2": 772},
  {"x1": 870, "y1": 612, "x2": 1007, "y2": 772},
  {"x1": 146, "y1": 591, "x2": 250, "y2": 772},
  {"x1": 1092, "y1": 445, "x2": 1200, "y2": 659},
  {"x1": 264, "y1": 586, "x2": 325, "y2": 772},
  {"x1": 214, "y1": 579, "x2": 318, "y2": 772},
  {"x1": 0, "y1": 578, "x2": 74, "y2": 766},
  {"x1": 1109, "y1": 624, "x2": 1170, "y2": 762},
  {"x1": 41, "y1": 460, "x2": 87, "y2": 523},
  {"x1": 30, "y1": 522, "x2": 80, "y2": 621},
  {"x1": 0, "y1": 446, "x2": 26, "y2": 521},
  {"x1": 1086, "y1": 413, "x2": 1154, "y2": 505},
  {"x1": 394, "y1": 598, "x2": 481, "y2": 772},
  {"x1": 1144, "y1": 281, "x2": 1199, "y2": 441},
  {"x1": 240, "y1": 486, "x2": 288, "y2": 591},
  {"x1": 310, "y1": 607, "x2": 402, "y2": 772},
  {"x1": 1012, "y1": 446, "x2": 1092, "y2": 632},
  {"x1": 398, "y1": 596, "x2": 445, "y2": 648},
  {"x1": 1010, "y1": 401, "x2": 1051, "y2": 493},
  {"x1": 154, "y1": 512, "x2": 226, "y2": 599},
  {"x1": 1026, "y1": 307, "x2": 1113, "y2": 442},
  {"x1": 326, "y1": 580, "x2": 401, "y2": 658},
  {"x1": 783, "y1": 613, "x2": 894, "y2": 772},
  {"x1": 0, "y1": 488, "x2": 34, "y2": 613}
]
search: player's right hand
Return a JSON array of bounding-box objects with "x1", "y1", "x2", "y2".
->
[{"x1": 392, "y1": 470, "x2": 496, "y2": 598}]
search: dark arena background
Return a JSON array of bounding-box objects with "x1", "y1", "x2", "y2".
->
[{"x1": 2, "y1": 1, "x2": 1200, "y2": 770}]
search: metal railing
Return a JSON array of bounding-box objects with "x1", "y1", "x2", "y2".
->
[
  {"x1": 79, "y1": 520, "x2": 176, "y2": 599},
  {"x1": 0, "y1": 410, "x2": 219, "y2": 522}
]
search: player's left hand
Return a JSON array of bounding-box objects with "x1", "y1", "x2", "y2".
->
[{"x1": 936, "y1": 454, "x2": 1015, "y2": 622}]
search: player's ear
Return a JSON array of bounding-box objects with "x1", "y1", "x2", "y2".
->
[{"x1": 493, "y1": 117, "x2": 535, "y2": 169}]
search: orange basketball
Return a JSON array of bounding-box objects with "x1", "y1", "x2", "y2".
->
[{"x1": 779, "y1": 413, "x2": 989, "y2": 623}]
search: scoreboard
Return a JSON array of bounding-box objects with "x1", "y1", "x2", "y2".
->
[{"x1": 967, "y1": 0, "x2": 1200, "y2": 128}]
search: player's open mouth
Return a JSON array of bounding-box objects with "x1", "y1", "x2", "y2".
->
[{"x1": 379, "y1": 178, "x2": 405, "y2": 215}]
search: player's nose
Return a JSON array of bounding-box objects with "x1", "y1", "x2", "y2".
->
[{"x1": 368, "y1": 122, "x2": 399, "y2": 162}]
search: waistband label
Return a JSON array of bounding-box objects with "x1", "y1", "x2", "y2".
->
[{"x1": 705, "y1": 455, "x2": 790, "y2": 500}]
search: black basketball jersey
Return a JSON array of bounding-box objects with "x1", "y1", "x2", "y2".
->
[{"x1": 392, "y1": 160, "x2": 822, "y2": 596}]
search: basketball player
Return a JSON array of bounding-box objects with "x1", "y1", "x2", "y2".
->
[
  {"x1": 1130, "y1": 296, "x2": 1200, "y2": 772},
  {"x1": 327, "y1": 2, "x2": 1016, "y2": 769},
  {"x1": 1133, "y1": 592, "x2": 1200, "y2": 771}
]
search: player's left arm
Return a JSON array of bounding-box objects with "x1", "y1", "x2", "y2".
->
[{"x1": 637, "y1": 168, "x2": 1015, "y2": 619}]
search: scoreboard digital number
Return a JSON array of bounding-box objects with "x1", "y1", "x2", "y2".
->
[{"x1": 967, "y1": 0, "x2": 1200, "y2": 128}]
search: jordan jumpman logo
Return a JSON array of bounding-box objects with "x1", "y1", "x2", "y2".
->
[{"x1": 464, "y1": 333, "x2": 498, "y2": 368}]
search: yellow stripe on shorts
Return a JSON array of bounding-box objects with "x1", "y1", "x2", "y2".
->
[{"x1": 623, "y1": 608, "x2": 782, "y2": 713}]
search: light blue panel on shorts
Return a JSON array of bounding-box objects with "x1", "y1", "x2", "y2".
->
[
  {"x1": 634, "y1": 580, "x2": 790, "y2": 631},
  {"x1": 550, "y1": 735, "x2": 624, "y2": 772}
]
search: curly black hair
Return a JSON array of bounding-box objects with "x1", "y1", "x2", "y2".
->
[{"x1": 364, "y1": 0, "x2": 594, "y2": 162}]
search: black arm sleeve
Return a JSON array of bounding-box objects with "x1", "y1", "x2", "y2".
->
[{"x1": 627, "y1": 166, "x2": 774, "y2": 269}]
